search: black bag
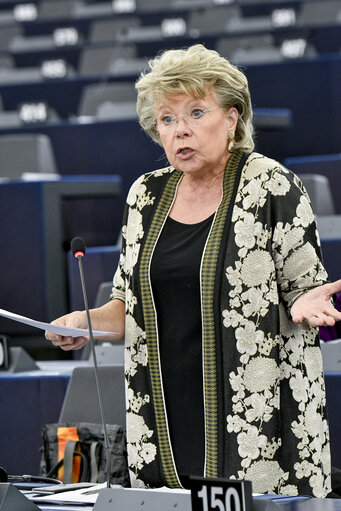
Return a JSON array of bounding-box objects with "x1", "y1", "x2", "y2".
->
[{"x1": 40, "y1": 422, "x2": 130, "y2": 487}]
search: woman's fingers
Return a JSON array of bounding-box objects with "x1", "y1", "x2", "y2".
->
[
  {"x1": 48, "y1": 334, "x2": 89, "y2": 350},
  {"x1": 305, "y1": 313, "x2": 336, "y2": 328},
  {"x1": 291, "y1": 281, "x2": 341, "y2": 330},
  {"x1": 45, "y1": 311, "x2": 89, "y2": 349},
  {"x1": 58, "y1": 337, "x2": 89, "y2": 350},
  {"x1": 323, "y1": 279, "x2": 341, "y2": 297}
]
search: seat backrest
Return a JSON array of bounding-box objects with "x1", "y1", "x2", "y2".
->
[
  {"x1": 188, "y1": 5, "x2": 241, "y2": 35},
  {"x1": 172, "y1": 0, "x2": 213, "y2": 8},
  {"x1": 39, "y1": 0, "x2": 77, "y2": 18},
  {"x1": 78, "y1": 45, "x2": 137, "y2": 76},
  {"x1": 0, "y1": 54, "x2": 14, "y2": 71},
  {"x1": 59, "y1": 365, "x2": 126, "y2": 427},
  {"x1": 284, "y1": 154, "x2": 341, "y2": 214},
  {"x1": 89, "y1": 17, "x2": 141, "y2": 43},
  {"x1": 94, "y1": 281, "x2": 113, "y2": 308},
  {"x1": 96, "y1": 101, "x2": 138, "y2": 120},
  {"x1": 298, "y1": 173, "x2": 335, "y2": 216},
  {"x1": 217, "y1": 34, "x2": 275, "y2": 60},
  {"x1": 230, "y1": 46, "x2": 283, "y2": 66},
  {"x1": 73, "y1": 1, "x2": 114, "y2": 18},
  {"x1": 0, "y1": 133, "x2": 57, "y2": 179},
  {"x1": 78, "y1": 82, "x2": 136, "y2": 117},
  {"x1": 0, "y1": 24, "x2": 21, "y2": 51},
  {"x1": 299, "y1": 0, "x2": 341, "y2": 25},
  {"x1": 109, "y1": 57, "x2": 148, "y2": 77},
  {"x1": 137, "y1": 0, "x2": 172, "y2": 10}
]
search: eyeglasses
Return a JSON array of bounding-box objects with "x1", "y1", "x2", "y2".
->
[{"x1": 157, "y1": 107, "x2": 219, "y2": 129}]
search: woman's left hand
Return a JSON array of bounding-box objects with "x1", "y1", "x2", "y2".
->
[{"x1": 291, "y1": 279, "x2": 341, "y2": 330}]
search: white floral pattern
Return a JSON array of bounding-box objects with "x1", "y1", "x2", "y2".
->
[
  {"x1": 222, "y1": 154, "x2": 330, "y2": 497},
  {"x1": 112, "y1": 170, "x2": 167, "y2": 486},
  {"x1": 243, "y1": 460, "x2": 289, "y2": 494}
]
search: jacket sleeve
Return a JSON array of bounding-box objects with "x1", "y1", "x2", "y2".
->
[
  {"x1": 271, "y1": 167, "x2": 329, "y2": 310},
  {"x1": 110, "y1": 200, "x2": 128, "y2": 304},
  {"x1": 110, "y1": 172, "x2": 151, "y2": 303}
]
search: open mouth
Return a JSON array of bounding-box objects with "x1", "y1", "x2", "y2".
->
[{"x1": 177, "y1": 147, "x2": 193, "y2": 155}]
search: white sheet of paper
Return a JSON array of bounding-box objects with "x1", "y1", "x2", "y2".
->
[
  {"x1": 32, "y1": 486, "x2": 100, "y2": 504},
  {"x1": 32, "y1": 484, "x2": 191, "y2": 505},
  {"x1": 0, "y1": 308, "x2": 115, "y2": 338}
]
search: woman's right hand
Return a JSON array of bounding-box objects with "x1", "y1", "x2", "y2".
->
[{"x1": 45, "y1": 310, "x2": 90, "y2": 351}]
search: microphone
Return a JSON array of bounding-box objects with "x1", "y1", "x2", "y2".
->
[{"x1": 71, "y1": 237, "x2": 111, "y2": 489}]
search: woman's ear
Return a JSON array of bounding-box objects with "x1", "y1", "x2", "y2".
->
[{"x1": 226, "y1": 106, "x2": 239, "y2": 131}]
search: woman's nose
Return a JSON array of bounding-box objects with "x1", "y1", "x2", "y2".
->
[{"x1": 175, "y1": 117, "x2": 191, "y2": 137}]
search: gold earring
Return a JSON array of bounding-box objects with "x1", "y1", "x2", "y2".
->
[{"x1": 228, "y1": 130, "x2": 235, "y2": 152}]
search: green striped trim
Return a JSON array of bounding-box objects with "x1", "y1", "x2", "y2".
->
[
  {"x1": 139, "y1": 169, "x2": 182, "y2": 488},
  {"x1": 202, "y1": 150, "x2": 243, "y2": 478}
]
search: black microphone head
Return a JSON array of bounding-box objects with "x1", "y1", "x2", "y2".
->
[{"x1": 71, "y1": 237, "x2": 86, "y2": 259}]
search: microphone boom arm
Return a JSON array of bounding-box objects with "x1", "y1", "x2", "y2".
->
[{"x1": 76, "y1": 253, "x2": 112, "y2": 489}]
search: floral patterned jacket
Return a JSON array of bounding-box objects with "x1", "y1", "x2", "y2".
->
[{"x1": 111, "y1": 150, "x2": 331, "y2": 497}]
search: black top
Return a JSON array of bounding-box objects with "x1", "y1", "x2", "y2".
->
[{"x1": 150, "y1": 213, "x2": 214, "y2": 480}]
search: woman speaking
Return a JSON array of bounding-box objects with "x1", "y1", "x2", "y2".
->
[{"x1": 45, "y1": 44, "x2": 341, "y2": 497}]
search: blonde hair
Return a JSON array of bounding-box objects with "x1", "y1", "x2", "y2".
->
[{"x1": 136, "y1": 44, "x2": 254, "y2": 152}]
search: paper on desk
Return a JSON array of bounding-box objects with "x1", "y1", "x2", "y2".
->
[
  {"x1": 32, "y1": 484, "x2": 191, "y2": 505},
  {"x1": 32, "y1": 489, "x2": 97, "y2": 505},
  {"x1": 32, "y1": 483, "x2": 109, "y2": 504},
  {"x1": 0, "y1": 308, "x2": 116, "y2": 338}
]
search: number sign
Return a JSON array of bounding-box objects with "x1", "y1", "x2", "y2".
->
[{"x1": 190, "y1": 477, "x2": 253, "y2": 511}]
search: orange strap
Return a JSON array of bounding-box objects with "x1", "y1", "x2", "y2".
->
[{"x1": 57, "y1": 427, "x2": 81, "y2": 482}]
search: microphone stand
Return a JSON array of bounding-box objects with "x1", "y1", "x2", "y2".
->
[{"x1": 75, "y1": 254, "x2": 112, "y2": 489}]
